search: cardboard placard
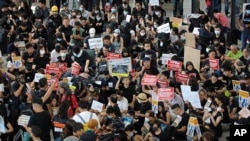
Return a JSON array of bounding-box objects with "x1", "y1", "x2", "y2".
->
[
  {"x1": 152, "y1": 100, "x2": 159, "y2": 114},
  {"x1": 185, "y1": 33, "x2": 196, "y2": 48},
  {"x1": 158, "y1": 87, "x2": 175, "y2": 101},
  {"x1": 232, "y1": 80, "x2": 241, "y2": 92},
  {"x1": 150, "y1": 0, "x2": 159, "y2": 6},
  {"x1": 167, "y1": 60, "x2": 182, "y2": 72},
  {"x1": 12, "y1": 56, "x2": 22, "y2": 68},
  {"x1": 170, "y1": 17, "x2": 182, "y2": 27},
  {"x1": 239, "y1": 90, "x2": 249, "y2": 108},
  {"x1": 184, "y1": 46, "x2": 200, "y2": 72}
]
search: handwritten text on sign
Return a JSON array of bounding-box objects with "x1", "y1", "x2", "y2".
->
[
  {"x1": 209, "y1": 59, "x2": 220, "y2": 70},
  {"x1": 141, "y1": 74, "x2": 158, "y2": 86},
  {"x1": 167, "y1": 60, "x2": 182, "y2": 72},
  {"x1": 157, "y1": 23, "x2": 171, "y2": 34},
  {"x1": 88, "y1": 38, "x2": 103, "y2": 49}
]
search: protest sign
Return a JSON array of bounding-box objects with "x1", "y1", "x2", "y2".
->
[
  {"x1": 108, "y1": 57, "x2": 132, "y2": 73},
  {"x1": 238, "y1": 107, "x2": 250, "y2": 118},
  {"x1": 157, "y1": 23, "x2": 171, "y2": 34},
  {"x1": 187, "y1": 117, "x2": 201, "y2": 138},
  {"x1": 12, "y1": 56, "x2": 22, "y2": 68},
  {"x1": 239, "y1": 90, "x2": 249, "y2": 108},
  {"x1": 232, "y1": 80, "x2": 241, "y2": 92},
  {"x1": 17, "y1": 115, "x2": 30, "y2": 126},
  {"x1": 111, "y1": 64, "x2": 129, "y2": 77},
  {"x1": 167, "y1": 60, "x2": 182, "y2": 72},
  {"x1": 45, "y1": 64, "x2": 62, "y2": 78},
  {"x1": 157, "y1": 79, "x2": 169, "y2": 88},
  {"x1": 150, "y1": 0, "x2": 159, "y2": 6},
  {"x1": 158, "y1": 87, "x2": 175, "y2": 101},
  {"x1": 170, "y1": 17, "x2": 182, "y2": 28},
  {"x1": 91, "y1": 100, "x2": 104, "y2": 113},
  {"x1": 71, "y1": 62, "x2": 81, "y2": 76},
  {"x1": 107, "y1": 52, "x2": 122, "y2": 60},
  {"x1": 185, "y1": 33, "x2": 196, "y2": 48},
  {"x1": 34, "y1": 73, "x2": 44, "y2": 82},
  {"x1": 152, "y1": 100, "x2": 159, "y2": 114},
  {"x1": 88, "y1": 38, "x2": 103, "y2": 49},
  {"x1": 184, "y1": 46, "x2": 200, "y2": 72},
  {"x1": 180, "y1": 85, "x2": 202, "y2": 108},
  {"x1": 162, "y1": 53, "x2": 176, "y2": 64},
  {"x1": 126, "y1": 15, "x2": 132, "y2": 22},
  {"x1": 209, "y1": 59, "x2": 220, "y2": 70},
  {"x1": 16, "y1": 41, "x2": 25, "y2": 48},
  {"x1": 141, "y1": 74, "x2": 158, "y2": 86},
  {"x1": 47, "y1": 77, "x2": 59, "y2": 91},
  {"x1": 176, "y1": 73, "x2": 189, "y2": 84}
]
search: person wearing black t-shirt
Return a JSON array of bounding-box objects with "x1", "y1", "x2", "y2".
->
[
  {"x1": 26, "y1": 98, "x2": 52, "y2": 141},
  {"x1": 203, "y1": 73, "x2": 226, "y2": 95},
  {"x1": 59, "y1": 17, "x2": 73, "y2": 43},
  {"x1": 22, "y1": 43, "x2": 35, "y2": 66},
  {"x1": 57, "y1": 47, "x2": 73, "y2": 68}
]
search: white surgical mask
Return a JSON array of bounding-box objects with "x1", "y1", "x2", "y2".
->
[
  {"x1": 111, "y1": 8, "x2": 116, "y2": 13},
  {"x1": 160, "y1": 41, "x2": 163, "y2": 47},
  {"x1": 60, "y1": 53, "x2": 66, "y2": 57},
  {"x1": 123, "y1": 11, "x2": 128, "y2": 15},
  {"x1": 140, "y1": 32, "x2": 145, "y2": 36},
  {"x1": 181, "y1": 35, "x2": 186, "y2": 40},
  {"x1": 155, "y1": 11, "x2": 160, "y2": 16},
  {"x1": 96, "y1": 17, "x2": 101, "y2": 21},
  {"x1": 79, "y1": 7, "x2": 83, "y2": 11},
  {"x1": 145, "y1": 117, "x2": 149, "y2": 122},
  {"x1": 215, "y1": 30, "x2": 220, "y2": 35},
  {"x1": 90, "y1": 33, "x2": 95, "y2": 38},
  {"x1": 40, "y1": 50, "x2": 45, "y2": 55},
  {"x1": 113, "y1": 33, "x2": 118, "y2": 37},
  {"x1": 77, "y1": 15, "x2": 81, "y2": 18}
]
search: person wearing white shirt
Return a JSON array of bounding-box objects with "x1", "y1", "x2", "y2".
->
[
  {"x1": 72, "y1": 101, "x2": 100, "y2": 128},
  {"x1": 117, "y1": 90, "x2": 128, "y2": 115},
  {"x1": 50, "y1": 43, "x2": 61, "y2": 63}
]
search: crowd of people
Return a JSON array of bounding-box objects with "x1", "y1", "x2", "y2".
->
[{"x1": 0, "y1": 0, "x2": 249, "y2": 141}]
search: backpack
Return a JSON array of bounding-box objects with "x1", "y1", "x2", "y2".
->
[{"x1": 77, "y1": 112, "x2": 93, "y2": 132}]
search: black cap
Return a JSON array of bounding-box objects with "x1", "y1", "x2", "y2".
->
[{"x1": 63, "y1": 2, "x2": 68, "y2": 7}]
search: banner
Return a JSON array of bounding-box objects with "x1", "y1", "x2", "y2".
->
[
  {"x1": 209, "y1": 59, "x2": 220, "y2": 70},
  {"x1": 50, "y1": 62, "x2": 67, "y2": 73},
  {"x1": 150, "y1": 0, "x2": 159, "y2": 6},
  {"x1": 239, "y1": 90, "x2": 249, "y2": 108},
  {"x1": 141, "y1": 74, "x2": 158, "y2": 86},
  {"x1": 110, "y1": 64, "x2": 129, "y2": 77},
  {"x1": 88, "y1": 38, "x2": 103, "y2": 49},
  {"x1": 158, "y1": 87, "x2": 175, "y2": 101},
  {"x1": 180, "y1": 85, "x2": 202, "y2": 108},
  {"x1": 167, "y1": 60, "x2": 182, "y2": 72},
  {"x1": 157, "y1": 79, "x2": 169, "y2": 88},
  {"x1": 108, "y1": 57, "x2": 132, "y2": 73}
]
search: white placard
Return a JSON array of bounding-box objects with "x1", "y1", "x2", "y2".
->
[
  {"x1": 192, "y1": 27, "x2": 200, "y2": 35},
  {"x1": 0, "y1": 116, "x2": 7, "y2": 133},
  {"x1": 150, "y1": 0, "x2": 159, "y2": 6},
  {"x1": 17, "y1": 115, "x2": 31, "y2": 126},
  {"x1": 108, "y1": 57, "x2": 132, "y2": 72},
  {"x1": 157, "y1": 23, "x2": 171, "y2": 34},
  {"x1": 88, "y1": 38, "x2": 103, "y2": 49},
  {"x1": 126, "y1": 15, "x2": 131, "y2": 22},
  {"x1": 91, "y1": 100, "x2": 104, "y2": 113},
  {"x1": 187, "y1": 14, "x2": 201, "y2": 19},
  {"x1": 34, "y1": 73, "x2": 45, "y2": 82},
  {"x1": 180, "y1": 85, "x2": 202, "y2": 108},
  {"x1": 0, "y1": 50, "x2": 2, "y2": 57},
  {"x1": 0, "y1": 84, "x2": 4, "y2": 92},
  {"x1": 162, "y1": 54, "x2": 176, "y2": 64}
]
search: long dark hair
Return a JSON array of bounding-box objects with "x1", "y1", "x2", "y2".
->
[{"x1": 56, "y1": 101, "x2": 70, "y2": 120}]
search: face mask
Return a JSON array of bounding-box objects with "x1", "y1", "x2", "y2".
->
[
  {"x1": 57, "y1": 38, "x2": 62, "y2": 42},
  {"x1": 123, "y1": 11, "x2": 128, "y2": 15},
  {"x1": 40, "y1": 50, "x2": 45, "y2": 55},
  {"x1": 60, "y1": 53, "x2": 66, "y2": 57},
  {"x1": 152, "y1": 127, "x2": 157, "y2": 131},
  {"x1": 95, "y1": 10, "x2": 99, "y2": 14},
  {"x1": 155, "y1": 11, "x2": 160, "y2": 16},
  {"x1": 160, "y1": 41, "x2": 163, "y2": 47},
  {"x1": 181, "y1": 35, "x2": 186, "y2": 40},
  {"x1": 111, "y1": 16, "x2": 115, "y2": 20},
  {"x1": 111, "y1": 8, "x2": 116, "y2": 13},
  {"x1": 113, "y1": 33, "x2": 118, "y2": 37},
  {"x1": 107, "y1": 115, "x2": 113, "y2": 119},
  {"x1": 96, "y1": 17, "x2": 101, "y2": 21},
  {"x1": 79, "y1": 7, "x2": 83, "y2": 11},
  {"x1": 215, "y1": 30, "x2": 220, "y2": 35},
  {"x1": 19, "y1": 17, "x2": 22, "y2": 21},
  {"x1": 90, "y1": 33, "x2": 95, "y2": 38},
  {"x1": 154, "y1": 24, "x2": 158, "y2": 28},
  {"x1": 128, "y1": 132, "x2": 134, "y2": 137},
  {"x1": 77, "y1": 15, "x2": 81, "y2": 19},
  {"x1": 140, "y1": 32, "x2": 145, "y2": 36},
  {"x1": 145, "y1": 117, "x2": 149, "y2": 122},
  {"x1": 247, "y1": 10, "x2": 250, "y2": 14},
  {"x1": 53, "y1": 12, "x2": 58, "y2": 17},
  {"x1": 73, "y1": 53, "x2": 78, "y2": 57}
]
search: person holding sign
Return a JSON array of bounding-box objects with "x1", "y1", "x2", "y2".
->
[
  {"x1": 148, "y1": 5, "x2": 165, "y2": 26},
  {"x1": 203, "y1": 73, "x2": 227, "y2": 95},
  {"x1": 72, "y1": 45, "x2": 90, "y2": 73}
]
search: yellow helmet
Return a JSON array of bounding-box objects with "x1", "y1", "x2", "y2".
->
[{"x1": 51, "y1": 5, "x2": 58, "y2": 11}]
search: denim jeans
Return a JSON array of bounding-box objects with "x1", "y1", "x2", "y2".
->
[
  {"x1": 224, "y1": 0, "x2": 229, "y2": 14},
  {"x1": 241, "y1": 30, "x2": 250, "y2": 50}
]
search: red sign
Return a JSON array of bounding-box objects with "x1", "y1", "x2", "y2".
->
[
  {"x1": 175, "y1": 73, "x2": 189, "y2": 84},
  {"x1": 209, "y1": 59, "x2": 219, "y2": 70},
  {"x1": 141, "y1": 74, "x2": 159, "y2": 86},
  {"x1": 167, "y1": 60, "x2": 182, "y2": 72},
  {"x1": 158, "y1": 87, "x2": 175, "y2": 101},
  {"x1": 157, "y1": 79, "x2": 169, "y2": 88},
  {"x1": 71, "y1": 62, "x2": 81, "y2": 76},
  {"x1": 50, "y1": 62, "x2": 67, "y2": 73},
  {"x1": 45, "y1": 65, "x2": 62, "y2": 79},
  {"x1": 47, "y1": 78, "x2": 59, "y2": 91},
  {"x1": 189, "y1": 73, "x2": 196, "y2": 77},
  {"x1": 107, "y1": 52, "x2": 122, "y2": 60}
]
